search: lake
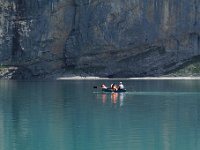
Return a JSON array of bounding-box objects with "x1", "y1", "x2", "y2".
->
[{"x1": 0, "y1": 80, "x2": 200, "y2": 150}]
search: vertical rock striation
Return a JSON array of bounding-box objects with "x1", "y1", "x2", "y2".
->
[
  {"x1": 0, "y1": 0, "x2": 199, "y2": 78},
  {"x1": 65, "y1": 0, "x2": 200, "y2": 77},
  {"x1": 0, "y1": 0, "x2": 75, "y2": 77}
]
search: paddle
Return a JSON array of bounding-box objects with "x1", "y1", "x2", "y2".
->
[{"x1": 93, "y1": 86, "x2": 98, "y2": 89}]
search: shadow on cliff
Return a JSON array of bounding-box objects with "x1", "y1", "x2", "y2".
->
[{"x1": 11, "y1": 67, "x2": 34, "y2": 79}]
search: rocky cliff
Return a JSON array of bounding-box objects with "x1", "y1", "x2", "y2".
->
[{"x1": 0, "y1": 0, "x2": 199, "y2": 78}]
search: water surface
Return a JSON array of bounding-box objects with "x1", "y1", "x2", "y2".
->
[{"x1": 0, "y1": 80, "x2": 200, "y2": 150}]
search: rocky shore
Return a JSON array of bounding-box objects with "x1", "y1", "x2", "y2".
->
[{"x1": 2, "y1": 62, "x2": 200, "y2": 80}]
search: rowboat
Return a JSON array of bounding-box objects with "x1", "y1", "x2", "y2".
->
[{"x1": 102, "y1": 88, "x2": 126, "y2": 93}]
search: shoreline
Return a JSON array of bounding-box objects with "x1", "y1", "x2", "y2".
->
[{"x1": 57, "y1": 76, "x2": 200, "y2": 80}]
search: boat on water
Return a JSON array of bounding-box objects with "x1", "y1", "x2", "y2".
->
[
  {"x1": 102, "y1": 88, "x2": 126, "y2": 93},
  {"x1": 100, "y1": 82, "x2": 126, "y2": 93}
]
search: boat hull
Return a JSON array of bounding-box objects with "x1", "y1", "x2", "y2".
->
[{"x1": 102, "y1": 88, "x2": 126, "y2": 93}]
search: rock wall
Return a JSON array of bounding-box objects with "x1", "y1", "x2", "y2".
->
[
  {"x1": 65, "y1": 0, "x2": 200, "y2": 77},
  {"x1": 0, "y1": 0, "x2": 75, "y2": 76},
  {"x1": 0, "y1": 0, "x2": 199, "y2": 78}
]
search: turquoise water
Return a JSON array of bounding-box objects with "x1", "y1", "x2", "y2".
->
[{"x1": 0, "y1": 80, "x2": 200, "y2": 150}]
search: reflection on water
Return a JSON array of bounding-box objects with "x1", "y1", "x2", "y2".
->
[
  {"x1": 1, "y1": 80, "x2": 200, "y2": 150},
  {"x1": 119, "y1": 93, "x2": 125, "y2": 107},
  {"x1": 111, "y1": 92, "x2": 118, "y2": 104},
  {"x1": 100, "y1": 92, "x2": 126, "y2": 107},
  {"x1": 101, "y1": 94, "x2": 107, "y2": 104}
]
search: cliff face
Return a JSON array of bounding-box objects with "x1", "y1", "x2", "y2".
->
[
  {"x1": 0, "y1": 0, "x2": 75, "y2": 77},
  {"x1": 0, "y1": 0, "x2": 199, "y2": 78}
]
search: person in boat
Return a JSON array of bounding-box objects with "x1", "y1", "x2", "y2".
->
[
  {"x1": 111, "y1": 83, "x2": 118, "y2": 91},
  {"x1": 101, "y1": 84, "x2": 107, "y2": 89},
  {"x1": 111, "y1": 83, "x2": 113, "y2": 89},
  {"x1": 118, "y1": 82, "x2": 125, "y2": 90}
]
